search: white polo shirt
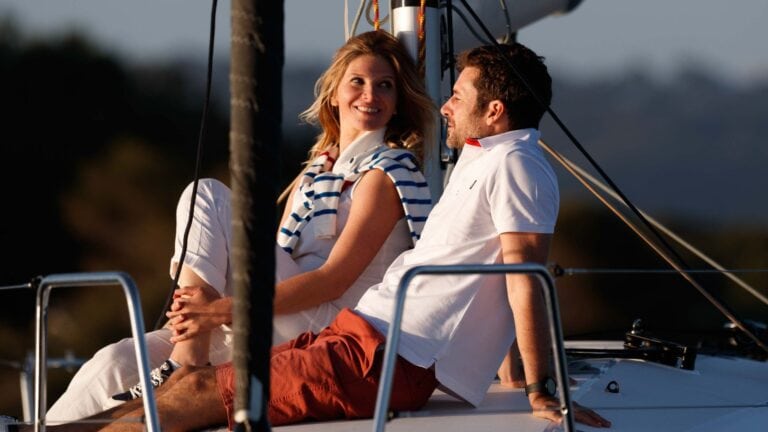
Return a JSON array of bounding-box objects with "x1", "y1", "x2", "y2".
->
[{"x1": 355, "y1": 128, "x2": 559, "y2": 406}]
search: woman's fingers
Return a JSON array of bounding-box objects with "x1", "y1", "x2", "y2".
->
[
  {"x1": 166, "y1": 310, "x2": 183, "y2": 320},
  {"x1": 174, "y1": 286, "x2": 197, "y2": 297}
]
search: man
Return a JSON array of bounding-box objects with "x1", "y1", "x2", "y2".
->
[{"x1": 14, "y1": 42, "x2": 609, "y2": 432}]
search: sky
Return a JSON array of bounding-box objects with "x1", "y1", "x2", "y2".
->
[
  {"x1": 2, "y1": 0, "x2": 768, "y2": 83},
  {"x1": 2, "y1": 0, "x2": 767, "y2": 228}
]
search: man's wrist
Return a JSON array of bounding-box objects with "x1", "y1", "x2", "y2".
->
[{"x1": 524, "y1": 376, "x2": 557, "y2": 397}]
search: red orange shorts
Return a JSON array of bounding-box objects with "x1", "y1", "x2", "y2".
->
[{"x1": 215, "y1": 308, "x2": 438, "y2": 428}]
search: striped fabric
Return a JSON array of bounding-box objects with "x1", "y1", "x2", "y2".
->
[{"x1": 277, "y1": 145, "x2": 431, "y2": 255}]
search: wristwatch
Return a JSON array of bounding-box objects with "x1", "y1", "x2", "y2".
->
[{"x1": 525, "y1": 376, "x2": 557, "y2": 397}]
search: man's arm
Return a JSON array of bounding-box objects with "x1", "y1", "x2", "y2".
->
[
  {"x1": 497, "y1": 340, "x2": 524, "y2": 387},
  {"x1": 499, "y1": 232, "x2": 552, "y2": 394},
  {"x1": 500, "y1": 232, "x2": 611, "y2": 428}
]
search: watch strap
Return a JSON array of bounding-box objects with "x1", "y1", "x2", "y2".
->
[{"x1": 524, "y1": 377, "x2": 556, "y2": 396}]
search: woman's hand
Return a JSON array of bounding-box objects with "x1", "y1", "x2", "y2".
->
[
  {"x1": 165, "y1": 285, "x2": 230, "y2": 343},
  {"x1": 530, "y1": 394, "x2": 611, "y2": 428}
]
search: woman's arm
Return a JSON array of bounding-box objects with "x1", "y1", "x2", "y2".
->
[
  {"x1": 274, "y1": 168, "x2": 404, "y2": 314},
  {"x1": 167, "y1": 169, "x2": 404, "y2": 338}
]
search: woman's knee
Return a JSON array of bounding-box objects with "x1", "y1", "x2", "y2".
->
[
  {"x1": 89, "y1": 330, "x2": 173, "y2": 368},
  {"x1": 179, "y1": 178, "x2": 229, "y2": 207},
  {"x1": 91, "y1": 337, "x2": 136, "y2": 364}
]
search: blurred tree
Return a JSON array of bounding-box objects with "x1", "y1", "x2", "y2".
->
[
  {"x1": 1, "y1": 12, "x2": 767, "y2": 420},
  {"x1": 0, "y1": 18, "x2": 229, "y2": 416}
]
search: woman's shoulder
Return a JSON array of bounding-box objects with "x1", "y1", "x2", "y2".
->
[{"x1": 368, "y1": 145, "x2": 420, "y2": 171}]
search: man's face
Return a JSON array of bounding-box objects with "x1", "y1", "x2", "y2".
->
[{"x1": 440, "y1": 67, "x2": 487, "y2": 149}]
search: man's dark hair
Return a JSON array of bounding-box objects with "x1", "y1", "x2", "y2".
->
[{"x1": 456, "y1": 43, "x2": 552, "y2": 129}]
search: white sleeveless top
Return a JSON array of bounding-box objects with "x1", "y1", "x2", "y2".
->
[{"x1": 272, "y1": 129, "x2": 420, "y2": 343}]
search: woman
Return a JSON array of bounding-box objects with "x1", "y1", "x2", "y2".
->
[{"x1": 47, "y1": 30, "x2": 435, "y2": 421}]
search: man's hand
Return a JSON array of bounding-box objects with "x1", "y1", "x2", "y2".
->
[
  {"x1": 530, "y1": 394, "x2": 611, "y2": 428},
  {"x1": 165, "y1": 285, "x2": 228, "y2": 342}
]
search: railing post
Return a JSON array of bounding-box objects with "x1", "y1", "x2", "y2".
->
[
  {"x1": 33, "y1": 272, "x2": 160, "y2": 432},
  {"x1": 372, "y1": 263, "x2": 574, "y2": 432}
]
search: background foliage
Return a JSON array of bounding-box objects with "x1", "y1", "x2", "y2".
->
[{"x1": 1, "y1": 18, "x2": 766, "y2": 418}]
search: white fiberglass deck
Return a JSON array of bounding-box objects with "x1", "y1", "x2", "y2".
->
[{"x1": 265, "y1": 344, "x2": 768, "y2": 432}]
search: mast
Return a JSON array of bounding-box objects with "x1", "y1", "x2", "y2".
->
[
  {"x1": 229, "y1": 0, "x2": 283, "y2": 430},
  {"x1": 389, "y1": 0, "x2": 585, "y2": 197},
  {"x1": 390, "y1": 0, "x2": 446, "y2": 198}
]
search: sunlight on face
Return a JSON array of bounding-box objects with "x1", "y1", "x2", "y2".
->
[
  {"x1": 440, "y1": 67, "x2": 486, "y2": 149},
  {"x1": 333, "y1": 54, "x2": 397, "y2": 147}
]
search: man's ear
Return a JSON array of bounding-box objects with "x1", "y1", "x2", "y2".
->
[{"x1": 485, "y1": 100, "x2": 506, "y2": 126}]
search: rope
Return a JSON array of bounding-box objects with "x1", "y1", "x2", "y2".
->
[
  {"x1": 538, "y1": 140, "x2": 768, "y2": 351},
  {"x1": 418, "y1": 0, "x2": 426, "y2": 78},
  {"x1": 560, "y1": 268, "x2": 768, "y2": 276},
  {"x1": 540, "y1": 139, "x2": 768, "y2": 307},
  {"x1": 154, "y1": 0, "x2": 218, "y2": 331},
  {"x1": 365, "y1": 0, "x2": 390, "y2": 29},
  {"x1": 346, "y1": 0, "x2": 367, "y2": 39},
  {"x1": 457, "y1": 0, "x2": 768, "y2": 354},
  {"x1": 373, "y1": 0, "x2": 380, "y2": 30}
]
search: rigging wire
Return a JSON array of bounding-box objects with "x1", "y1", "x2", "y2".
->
[
  {"x1": 442, "y1": 0, "x2": 456, "y2": 85},
  {"x1": 540, "y1": 139, "x2": 768, "y2": 307},
  {"x1": 455, "y1": 0, "x2": 768, "y2": 353},
  {"x1": 444, "y1": 1, "x2": 493, "y2": 45},
  {"x1": 0, "y1": 281, "x2": 35, "y2": 291},
  {"x1": 498, "y1": 0, "x2": 515, "y2": 43},
  {"x1": 154, "y1": 0, "x2": 219, "y2": 331},
  {"x1": 559, "y1": 268, "x2": 768, "y2": 275},
  {"x1": 345, "y1": 0, "x2": 366, "y2": 39}
]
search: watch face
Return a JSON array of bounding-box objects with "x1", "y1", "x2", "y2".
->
[{"x1": 545, "y1": 377, "x2": 557, "y2": 395}]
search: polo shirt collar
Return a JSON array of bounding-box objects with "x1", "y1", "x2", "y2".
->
[
  {"x1": 468, "y1": 128, "x2": 540, "y2": 151},
  {"x1": 334, "y1": 128, "x2": 386, "y2": 175}
]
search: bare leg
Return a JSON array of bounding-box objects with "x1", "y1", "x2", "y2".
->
[
  {"x1": 165, "y1": 178, "x2": 233, "y2": 367},
  {"x1": 27, "y1": 366, "x2": 227, "y2": 432},
  {"x1": 166, "y1": 265, "x2": 215, "y2": 366}
]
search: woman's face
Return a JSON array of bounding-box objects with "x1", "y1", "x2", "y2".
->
[{"x1": 332, "y1": 54, "x2": 397, "y2": 147}]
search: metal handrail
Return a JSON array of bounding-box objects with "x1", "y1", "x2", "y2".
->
[
  {"x1": 19, "y1": 351, "x2": 85, "y2": 422},
  {"x1": 34, "y1": 272, "x2": 160, "y2": 432},
  {"x1": 371, "y1": 263, "x2": 574, "y2": 432}
]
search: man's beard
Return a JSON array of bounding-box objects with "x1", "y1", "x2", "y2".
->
[{"x1": 446, "y1": 130, "x2": 464, "y2": 149}]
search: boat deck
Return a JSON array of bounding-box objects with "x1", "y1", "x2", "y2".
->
[
  {"x1": 273, "y1": 382, "x2": 546, "y2": 432},
  {"x1": 32, "y1": 342, "x2": 766, "y2": 432},
  {"x1": 267, "y1": 343, "x2": 768, "y2": 432}
]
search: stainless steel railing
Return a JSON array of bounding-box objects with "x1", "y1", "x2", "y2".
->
[
  {"x1": 33, "y1": 272, "x2": 160, "y2": 432},
  {"x1": 371, "y1": 263, "x2": 574, "y2": 432}
]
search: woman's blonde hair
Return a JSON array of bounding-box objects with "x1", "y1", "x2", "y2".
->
[{"x1": 279, "y1": 30, "x2": 435, "y2": 203}]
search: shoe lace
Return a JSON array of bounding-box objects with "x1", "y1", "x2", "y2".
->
[{"x1": 127, "y1": 363, "x2": 172, "y2": 398}]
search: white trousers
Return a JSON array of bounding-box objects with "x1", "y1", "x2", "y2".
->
[{"x1": 47, "y1": 179, "x2": 336, "y2": 421}]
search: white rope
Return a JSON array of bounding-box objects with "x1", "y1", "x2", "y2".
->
[
  {"x1": 347, "y1": 0, "x2": 367, "y2": 39},
  {"x1": 540, "y1": 139, "x2": 768, "y2": 307}
]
